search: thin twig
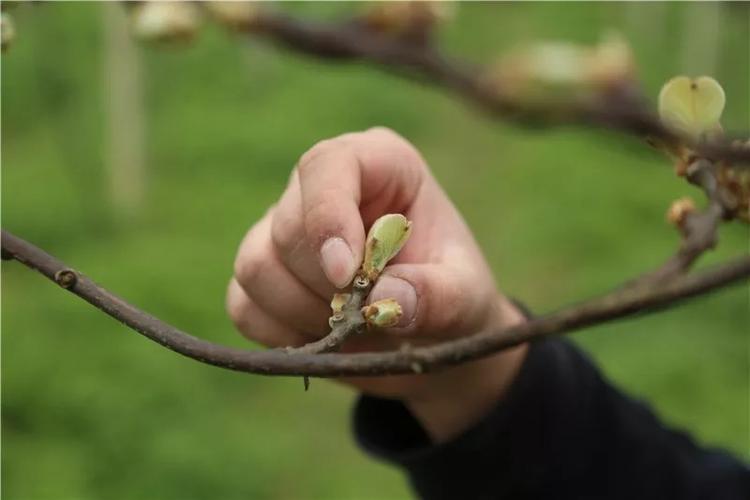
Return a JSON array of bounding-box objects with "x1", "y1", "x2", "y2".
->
[
  {"x1": 286, "y1": 276, "x2": 371, "y2": 355},
  {"x1": 2, "y1": 229, "x2": 748, "y2": 377},
  {"x1": 630, "y1": 159, "x2": 732, "y2": 286}
]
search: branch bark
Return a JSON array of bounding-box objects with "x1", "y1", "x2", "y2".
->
[
  {"x1": 629, "y1": 159, "x2": 734, "y2": 286},
  {"x1": 3, "y1": 229, "x2": 748, "y2": 377},
  {"x1": 285, "y1": 276, "x2": 371, "y2": 355}
]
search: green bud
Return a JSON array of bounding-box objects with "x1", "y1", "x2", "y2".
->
[
  {"x1": 362, "y1": 214, "x2": 412, "y2": 280},
  {"x1": 362, "y1": 299, "x2": 403, "y2": 328}
]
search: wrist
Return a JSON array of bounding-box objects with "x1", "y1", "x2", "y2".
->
[{"x1": 403, "y1": 297, "x2": 528, "y2": 443}]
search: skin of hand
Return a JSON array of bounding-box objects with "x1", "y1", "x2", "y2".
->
[{"x1": 227, "y1": 127, "x2": 528, "y2": 442}]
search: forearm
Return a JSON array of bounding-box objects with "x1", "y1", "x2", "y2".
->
[{"x1": 404, "y1": 296, "x2": 528, "y2": 443}]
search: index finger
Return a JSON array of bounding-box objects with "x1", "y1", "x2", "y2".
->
[{"x1": 296, "y1": 128, "x2": 425, "y2": 290}]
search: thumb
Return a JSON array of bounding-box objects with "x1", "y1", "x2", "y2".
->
[{"x1": 367, "y1": 262, "x2": 491, "y2": 339}]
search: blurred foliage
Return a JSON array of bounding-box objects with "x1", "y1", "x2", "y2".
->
[{"x1": 2, "y1": 2, "x2": 748, "y2": 499}]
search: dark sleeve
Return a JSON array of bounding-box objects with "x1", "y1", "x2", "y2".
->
[{"x1": 353, "y1": 339, "x2": 750, "y2": 500}]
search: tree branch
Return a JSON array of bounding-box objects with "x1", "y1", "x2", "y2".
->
[{"x1": 3, "y1": 229, "x2": 748, "y2": 377}]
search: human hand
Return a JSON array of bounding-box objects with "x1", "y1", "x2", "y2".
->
[{"x1": 227, "y1": 128, "x2": 527, "y2": 441}]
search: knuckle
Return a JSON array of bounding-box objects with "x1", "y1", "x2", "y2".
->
[
  {"x1": 233, "y1": 252, "x2": 263, "y2": 289},
  {"x1": 298, "y1": 138, "x2": 341, "y2": 172},
  {"x1": 364, "y1": 127, "x2": 426, "y2": 174},
  {"x1": 419, "y1": 274, "x2": 470, "y2": 334},
  {"x1": 226, "y1": 298, "x2": 246, "y2": 330},
  {"x1": 435, "y1": 280, "x2": 465, "y2": 331},
  {"x1": 303, "y1": 194, "x2": 345, "y2": 243},
  {"x1": 365, "y1": 126, "x2": 401, "y2": 140},
  {"x1": 270, "y1": 213, "x2": 300, "y2": 257},
  {"x1": 365, "y1": 126, "x2": 413, "y2": 154},
  {"x1": 226, "y1": 287, "x2": 249, "y2": 331},
  {"x1": 226, "y1": 293, "x2": 264, "y2": 343}
]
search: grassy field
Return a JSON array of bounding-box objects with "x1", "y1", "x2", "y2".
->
[{"x1": 2, "y1": 2, "x2": 748, "y2": 499}]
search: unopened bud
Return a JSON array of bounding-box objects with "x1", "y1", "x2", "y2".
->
[
  {"x1": 658, "y1": 76, "x2": 725, "y2": 143},
  {"x1": 362, "y1": 298, "x2": 403, "y2": 328},
  {"x1": 717, "y1": 165, "x2": 750, "y2": 223},
  {"x1": 588, "y1": 33, "x2": 636, "y2": 88},
  {"x1": 363, "y1": 1, "x2": 455, "y2": 36},
  {"x1": 131, "y1": 1, "x2": 201, "y2": 43},
  {"x1": 204, "y1": 1, "x2": 261, "y2": 31},
  {"x1": 362, "y1": 213, "x2": 412, "y2": 280},
  {"x1": 666, "y1": 197, "x2": 696, "y2": 227},
  {"x1": 483, "y1": 33, "x2": 635, "y2": 106}
]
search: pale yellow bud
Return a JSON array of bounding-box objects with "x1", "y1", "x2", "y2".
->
[
  {"x1": 666, "y1": 197, "x2": 696, "y2": 227},
  {"x1": 362, "y1": 214, "x2": 412, "y2": 280},
  {"x1": 483, "y1": 33, "x2": 635, "y2": 106},
  {"x1": 364, "y1": 1, "x2": 455, "y2": 35},
  {"x1": 588, "y1": 33, "x2": 636, "y2": 87},
  {"x1": 204, "y1": 1, "x2": 261, "y2": 31},
  {"x1": 362, "y1": 298, "x2": 403, "y2": 328},
  {"x1": 131, "y1": 1, "x2": 201, "y2": 43},
  {"x1": 658, "y1": 76, "x2": 725, "y2": 142}
]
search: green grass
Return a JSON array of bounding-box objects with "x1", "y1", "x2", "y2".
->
[{"x1": 2, "y1": 2, "x2": 748, "y2": 499}]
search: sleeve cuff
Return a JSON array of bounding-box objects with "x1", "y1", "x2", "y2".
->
[{"x1": 352, "y1": 338, "x2": 598, "y2": 496}]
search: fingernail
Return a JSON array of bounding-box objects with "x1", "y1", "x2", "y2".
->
[
  {"x1": 320, "y1": 237, "x2": 356, "y2": 289},
  {"x1": 368, "y1": 276, "x2": 417, "y2": 328}
]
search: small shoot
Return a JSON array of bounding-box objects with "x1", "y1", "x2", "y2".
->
[
  {"x1": 362, "y1": 213, "x2": 412, "y2": 281},
  {"x1": 658, "y1": 76, "x2": 725, "y2": 143},
  {"x1": 362, "y1": 298, "x2": 403, "y2": 328}
]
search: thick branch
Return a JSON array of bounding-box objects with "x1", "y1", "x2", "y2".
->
[
  {"x1": 247, "y1": 11, "x2": 750, "y2": 165},
  {"x1": 3, "y1": 229, "x2": 748, "y2": 377}
]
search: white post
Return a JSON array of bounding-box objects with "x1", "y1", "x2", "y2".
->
[{"x1": 102, "y1": 2, "x2": 145, "y2": 216}]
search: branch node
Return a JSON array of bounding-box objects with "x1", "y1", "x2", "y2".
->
[
  {"x1": 54, "y1": 269, "x2": 78, "y2": 289},
  {"x1": 353, "y1": 275, "x2": 370, "y2": 291},
  {"x1": 328, "y1": 312, "x2": 345, "y2": 328}
]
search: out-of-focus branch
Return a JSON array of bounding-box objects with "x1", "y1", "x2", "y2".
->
[
  {"x1": 242, "y1": 10, "x2": 750, "y2": 165},
  {"x1": 126, "y1": 3, "x2": 750, "y2": 164},
  {"x1": 3, "y1": 229, "x2": 748, "y2": 377}
]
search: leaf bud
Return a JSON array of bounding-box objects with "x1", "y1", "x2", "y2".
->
[
  {"x1": 131, "y1": 1, "x2": 201, "y2": 43},
  {"x1": 204, "y1": 1, "x2": 261, "y2": 31},
  {"x1": 362, "y1": 298, "x2": 403, "y2": 328},
  {"x1": 363, "y1": 1, "x2": 455, "y2": 37},
  {"x1": 658, "y1": 76, "x2": 725, "y2": 143},
  {"x1": 362, "y1": 213, "x2": 412, "y2": 280},
  {"x1": 666, "y1": 197, "x2": 696, "y2": 228}
]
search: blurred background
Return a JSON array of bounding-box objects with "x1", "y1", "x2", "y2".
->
[{"x1": 2, "y1": 2, "x2": 748, "y2": 499}]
